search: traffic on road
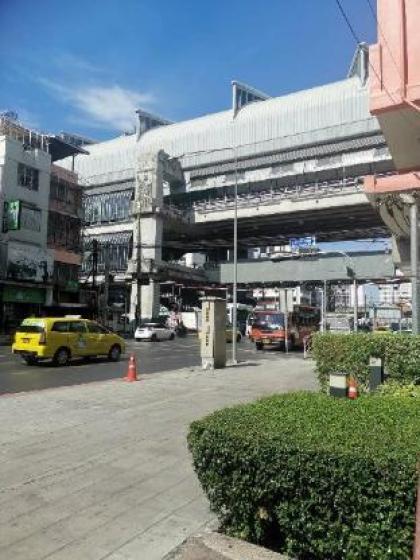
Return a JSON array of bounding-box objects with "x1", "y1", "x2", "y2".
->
[{"x1": 0, "y1": 333, "x2": 282, "y2": 396}]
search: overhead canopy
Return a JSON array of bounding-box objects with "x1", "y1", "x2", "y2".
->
[{"x1": 48, "y1": 136, "x2": 89, "y2": 162}]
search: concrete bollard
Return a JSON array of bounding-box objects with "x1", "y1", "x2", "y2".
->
[{"x1": 369, "y1": 357, "x2": 384, "y2": 391}]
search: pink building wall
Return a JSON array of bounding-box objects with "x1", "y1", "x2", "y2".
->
[
  {"x1": 370, "y1": 0, "x2": 420, "y2": 114},
  {"x1": 365, "y1": 0, "x2": 420, "y2": 194}
]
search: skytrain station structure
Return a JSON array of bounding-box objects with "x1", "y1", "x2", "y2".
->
[{"x1": 58, "y1": 0, "x2": 419, "y2": 327}]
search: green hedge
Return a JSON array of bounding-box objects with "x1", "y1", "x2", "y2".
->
[
  {"x1": 188, "y1": 393, "x2": 419, "y2": 560},
  {"x1": 377, "y1": 380, "x2": 420, "y2": 398},
  {"x1": 311, "y1": 333, "x2": 420, "y2": 391}
]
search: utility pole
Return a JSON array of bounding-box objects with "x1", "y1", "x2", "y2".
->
[
  {"x1": 102, "y1": 257, "x2": 110, "y2": 327},
  {"x1": 353, "y1": 277, "x2": 358, "y2": 332},
  {"x1": 411, "y1": 201, "x2": 419, "y2": 335},
  {"x1": 322, "y1": 280, "x2": 327, "y2": 331},
  {"x1": 92, "y1": 239, "x2": 99, "y2": 319},
  {"x1": 231, "y1": 146, "x2": 238, "y2": 364}
]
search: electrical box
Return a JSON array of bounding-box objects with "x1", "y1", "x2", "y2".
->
[{"x1": 200, "y1": 297, "x2": 226, "y2": 369}]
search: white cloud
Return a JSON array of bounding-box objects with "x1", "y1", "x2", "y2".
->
[
  {"x1": 39, "y1": 78, "x2": 155, "y2": 132},
  {"x1": 73, "y1": 85, "x2": 154, "y2": 131}
]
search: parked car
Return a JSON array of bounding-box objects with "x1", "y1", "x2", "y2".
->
[
  {"x1": 134, "y1": 322, "x2": 175, "y2": 341},
  {"x1": 12, "y1": 317, "x2": 125, "y2": 366}
]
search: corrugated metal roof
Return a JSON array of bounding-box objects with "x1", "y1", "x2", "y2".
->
[
  {"x1": 59, "y1": 133, "x2": 137, "y2": 183},
  {"x1": 139, "y1": 77, "x2": 380, "y2": 168},
  {"x1": 60, "y1": 77, "x2": 381, "y2": 180}
]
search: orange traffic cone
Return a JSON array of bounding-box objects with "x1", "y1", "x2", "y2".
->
[
  {"x1": 124, "y1": 354, "x2": 138, "y2": 382},
  {"x1": 348, "y1": 376, "x2": 358, "y2": 400}
]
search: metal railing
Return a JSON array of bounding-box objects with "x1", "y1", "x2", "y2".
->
[{"x1": 187, "y1": 176, "x2": 363, "y2": 215}]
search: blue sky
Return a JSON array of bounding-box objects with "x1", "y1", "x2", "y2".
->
[{"x1": 0, "y1": 0, "x2": 376, "y2": 140}]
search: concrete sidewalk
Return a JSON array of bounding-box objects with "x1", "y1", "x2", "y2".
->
[{"x1": 0, "y1": 357, "x2": 317, "y2": 560}]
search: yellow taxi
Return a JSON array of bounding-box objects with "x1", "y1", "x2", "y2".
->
[{"x1": 12, "y1": 317, "x2": 125, "y2": 366}]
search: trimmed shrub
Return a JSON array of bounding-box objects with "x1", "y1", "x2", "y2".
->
[
  {"x1": 377, "y1": 380, "x2": 420, "y2": 398},
  {"x1": 311, "y1": 333, "x2": 420, "y2": 392},
  {"x1": 188, "y1": 392, "x2": 419, "y2": 560}
]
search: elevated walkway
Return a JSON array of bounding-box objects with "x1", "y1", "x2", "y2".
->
[{"x1": 206, "y1": 251, "x2": 395, "y2": 285}]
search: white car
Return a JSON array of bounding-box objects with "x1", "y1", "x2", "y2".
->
[{"x1": 134, "y1": 322, "x2": 175, "y2": 342}]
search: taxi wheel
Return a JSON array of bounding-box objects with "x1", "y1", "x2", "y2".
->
[
  {"x1": 256, "y1": 342, "x2": 263, "y2": 351},
  {"x1": 169, "y1": 332, "x2": 175, "y2": 340},
  {"x1": 108, "y1": 344, "x2": 121, "y2": 362},
  {"x1": 150, "y1": 334, "x2": 157, "y2": 342},
  {"x1": 53, "y1": 347, "x2": 70, "y2": 367}
]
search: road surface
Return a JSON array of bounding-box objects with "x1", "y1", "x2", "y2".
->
[{"x1": 0, "y1": 336, "x2": 279, "y2": 395}]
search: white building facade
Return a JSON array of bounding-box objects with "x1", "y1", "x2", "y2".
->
[{"x1": 0, "y1": 124, "x2": 54, "y2": 331}]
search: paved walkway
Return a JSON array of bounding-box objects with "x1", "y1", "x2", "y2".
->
[{"x1": 0, "y1": 357, "x2": 317, "y2": 560}]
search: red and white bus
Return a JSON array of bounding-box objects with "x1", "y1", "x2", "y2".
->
[{"x1": 249, "y1": 305, "x2": 320, "y2": 350}]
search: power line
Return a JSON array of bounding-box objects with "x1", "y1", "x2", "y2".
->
[
  {"x1": 334, "y1": 0, "x2": 361, "y2": 44},
  {"x1": 365, "y1": 0, "x2": 404, "y2": 82}
]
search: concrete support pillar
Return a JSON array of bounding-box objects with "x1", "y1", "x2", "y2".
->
[
  {"x1": 141, "y1": 281, "x2": 160, "y2": 320},
  {"x1": 129, "y1": 280, "x2": 138, "y2": 326},
  {"x1": 392, "y1": 235, "x2": 411, "y2": 276},
  {"x1": 139, "y1": 214, "x2": 162, "y2": 320},
  {"x1": 129, "y1": 151, "x2": 174, "y2": 324}
]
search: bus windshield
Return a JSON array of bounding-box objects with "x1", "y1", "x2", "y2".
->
[{"x1": 253, "y1": 313, "x2": 284, "y2": 330}]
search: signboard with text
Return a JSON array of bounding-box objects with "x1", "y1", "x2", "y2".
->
[{"x1": 289, "y1": 236, "x2": 317, "y2": 254}]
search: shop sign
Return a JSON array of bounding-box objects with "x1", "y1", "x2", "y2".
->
[
  {"x1": 7, "y1": 242, "x2": 53, "y2": 282},
  {"x1": 2, "y1": 286, "x2": 45, "y2": 304}
]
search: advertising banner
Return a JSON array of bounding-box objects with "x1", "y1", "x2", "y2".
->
[{"x1": 7, "y1": 242, "x2": 53, "y2": 282}]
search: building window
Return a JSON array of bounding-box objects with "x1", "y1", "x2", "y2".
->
[
  {"x1": 82, "y1": 232, "x2": 132, "y2": 274},
  {"x1": 84, "y1": 189, "x2": 133, "y2": 224},
  {"x1": 47, "y1": 212, "x2": 81, "y2": 252},
  {"x1": 50, "y1": 173, "x2": 82, "y2": 217},
  {"x1": 20, "y1": 204, "x2": 41, "y2": 232},
  {"x1": 54, "y1": 262, "x2": 79, "y2": 285},
  {"x1": 17, "y1": 163, "x2": 39, "y2": 191}
]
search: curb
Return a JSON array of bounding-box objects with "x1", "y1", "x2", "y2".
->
[{"x1": 163, "y1": 532, "x2": 290, "y2": 560}]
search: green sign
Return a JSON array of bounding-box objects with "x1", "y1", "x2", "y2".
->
[
  {"x1": 2, "y1": 286, "x2": 45, "y2": 304},
  {"x1": 3, "y1": 201, "x2": 21, "y2": 232}
]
